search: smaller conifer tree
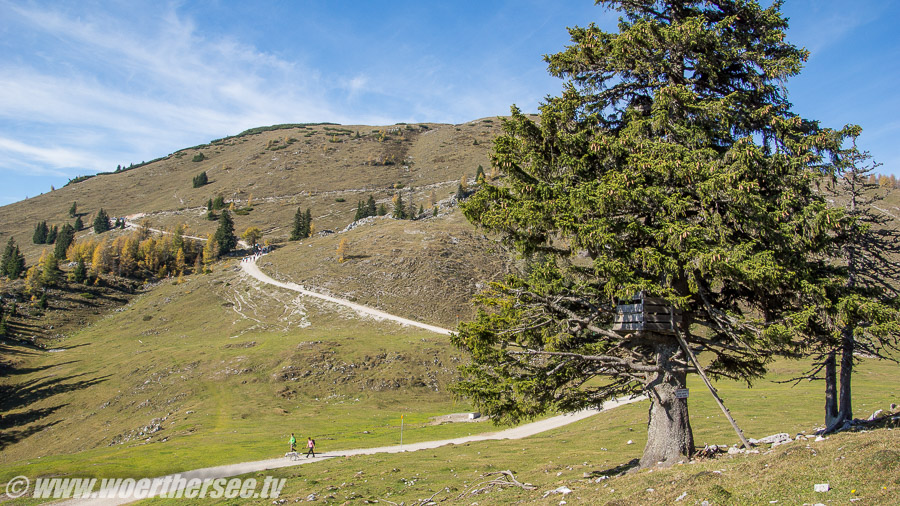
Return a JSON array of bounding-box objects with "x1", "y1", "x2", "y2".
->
[
  {"x1": 213, "y1": 210, "x2": 237, "y2": 255},
  {"x1": 192, "y1": 171, "x2": 209, "y2": 188},
  {"x1": 392, "y1": 193, "x2": 406, "y2": 220},
  {"x1": 1, "y1": 237, "x2": 26, "y2": 279},
  {"x1": 93, "y1": 209, "x2": 111, "y2": 234},
  {"x1": 71, "y1": 258, "x2": 87, "y2": 284},
  {"x1": 46, "y1": 225, "x2": 58, "y2": 244},
  {"x1": 33, "y1": 221, "x2": 49, "y2": 244}
]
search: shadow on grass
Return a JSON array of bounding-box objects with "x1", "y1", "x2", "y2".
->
[
  {"x1": 0, "y1": 361, "x2": 109, "y2": 449},
  {"x1": 55, "y1": 284, "x2": 130, "y2": 304},
  {"x1": 0, "y1": 404, "x2": 68, "y2": 450},
  {"x1": 0, "y1": 360, "x2": 80, "y2": 376},
  {"x1": 5, "y1": 320, "x2": 40, "y2": 332},
  {"x1": 0, "y1": 418, "x2": 63, "y2": 450},
  {"x1": 0, "y1": 340, "x2": 43, "y2": 356},
  {"x1": 586, "y1": 458, "x2": 640, "y2": 478},
  {"x1": 0, "y1": 371, "x2": 110, "y2": 412}
]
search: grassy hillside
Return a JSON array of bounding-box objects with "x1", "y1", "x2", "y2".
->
[
  {"x1": 0, "y1": 260, "x2": 510, "y2": 482},
  {"x1": 2, "y1": 118, "x2": 899, "y2": 505},
  {"x1": 0, "y1": 118, "x2": 517, "y2": 485},
  {"x1": 261, "y1": 209, "x2": 516, "y2": 329},
  {"x1": 148, "y1": 356, "x2": 899, "y2": 505},
  {"x1": 0, "y1": 119, "x2": 503, "y2": 264}
]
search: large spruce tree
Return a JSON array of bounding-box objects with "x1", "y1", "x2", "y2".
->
[{"x1": 453, "y1": 0, "x2": 850, "y2": 468}]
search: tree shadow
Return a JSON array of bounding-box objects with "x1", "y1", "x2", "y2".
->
[
  {"x1": 587, "y1": 458, "x2": 640, "y2": 478},
  {"x1": 0, "y1": 364, "x2": 109, "y2": 449},
  {"x1": 0, "y1": 418, "x2": 63, "y2": 450},
  {"x1": 6, "y1": 320, "x2": 40, "y2": 331},
  {"x1": 0, "y1": 338, "x2": 44, "y2": 354},
  {"x1": 0, "y1": 360, "x2": 80, "y2": 376},
  {"x1": 0, "y1": 371, "x2": 110, "y2": 412},
  {"x1": 47, "y1": 286, "x2": 130, "y2": 307}
]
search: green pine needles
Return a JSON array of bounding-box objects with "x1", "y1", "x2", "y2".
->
[{"x1": 452, "y1": 0, "x2": 869, "y2": 468}]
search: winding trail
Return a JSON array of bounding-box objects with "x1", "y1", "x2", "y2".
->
[
  {"x1": 59, "y1": 397, "x2": 645, "y2": 505},
  {"x1": 123, "y1": 214, "x2": 250, "y2": 248},
  {"x1": 57, "y1": 240, "x2": 649, "y2": 504},
  {"x1": 241, "y1": 254, "x2": 453, "y2": 335}
]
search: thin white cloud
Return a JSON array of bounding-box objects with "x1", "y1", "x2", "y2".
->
[
  {"x1": 0, "y1": 137, "x2": 104, "y2": 176},
  {"x1": 0, "y1": 2, "x2": 349, "y2": 181},
  {"x1": 344, "y1": 75, "x2": 370, "y2": 99}
]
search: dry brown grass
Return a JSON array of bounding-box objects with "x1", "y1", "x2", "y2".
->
[
  {"x1": 0, "y1": 119, "x2": 503, "y2": 264},
  {"x1": 261, "y1": 209, "x2": 517, "y2": 329}
]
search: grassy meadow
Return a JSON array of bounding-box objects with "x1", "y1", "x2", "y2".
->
[
  {"x1": 144, "y1": 356, "x2": 899, "y2": 505},
  {"x1": 1, "y1": 116, "x2": 899, "y2": 505},
  {"x1": 0, "y1": 261, "x2": 503, "y2": 483}
]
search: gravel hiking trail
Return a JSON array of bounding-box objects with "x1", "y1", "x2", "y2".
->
[
  {"x1": 58, "y1": 397, "x2": 645, "y2": 505},
  {"x1": 241, "y1": 254, "x2": 453, "y2": 335},
  {"x1": 57, "y1": 253, "x2": 647, "y2": 504}
]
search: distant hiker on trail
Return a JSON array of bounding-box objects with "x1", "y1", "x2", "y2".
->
[
  {"x1": 305, "y1": 437, "x2": 315, "y2": 458},
  {"x1": 289, "y1": 433, "x2": 296, "y2": 452}
]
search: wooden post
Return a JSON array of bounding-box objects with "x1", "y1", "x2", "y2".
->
[{"x1": 670, "y1": 308, "x2": 753, "y2": 449}]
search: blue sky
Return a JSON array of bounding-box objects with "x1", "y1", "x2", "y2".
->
[{"x1": 1, "y1": 0, "x2": 898, "y2": 206}]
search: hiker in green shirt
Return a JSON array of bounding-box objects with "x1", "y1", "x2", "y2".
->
[{"x1": 289, "y1": 433, "x2": 296, "y2": 452}]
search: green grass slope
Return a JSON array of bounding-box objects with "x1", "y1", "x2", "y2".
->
[
  {"x1": 151, "y1": 357, "x2": 899, "y2": 505},
  {"x1": 2, "y1": 118, "x2": 899, "y2": 504},
  {"x1": 0, "y1": 262, "x2": 499, "y2": 482}
]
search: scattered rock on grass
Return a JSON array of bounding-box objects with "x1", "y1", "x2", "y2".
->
[
  {"x1": 749, "y1": 433, "x2": 791, "y2": 445},
  {"x1": 543, "y1": 486, "x2": 572, "y2": 497}
]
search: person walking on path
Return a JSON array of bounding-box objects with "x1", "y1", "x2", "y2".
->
[
  {"x1": 289, "y1": 433, "x2": 296, "y2": 452},
  {"x1": 305, "y1": 437, "x2": 315, "y2": 458}
]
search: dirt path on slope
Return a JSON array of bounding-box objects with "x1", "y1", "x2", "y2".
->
[
  {"x1": 123, "y1": 214, "x2": 249, "y2": 248},
  {"x1": 241, "y1": 254, "x2": 453, "y2": 335},
  {"x1": 54, "y1": 252, "x2": 648, "y2": 505},
  {"x1": 57, "y1": 396, "x2": 645, "y2": 505}
]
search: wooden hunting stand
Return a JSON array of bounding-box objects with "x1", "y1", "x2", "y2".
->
[
  {"x1": 611, "y1": 291, "x2": 753, "y2": 449},
  {"x1": 612, "y1": 292, "x2": 682, "y2": 334}
]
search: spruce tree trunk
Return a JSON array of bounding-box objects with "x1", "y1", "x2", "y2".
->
[
  {"x1": 836, "y1": 178, "x2": 857, "y2": 427},
  {"x1": 640, "y1": 341, "x2": 694, "y2": 468},
  {"x1": 838, "y1": 327, "x2": 854, "y2": 422},
  {"x1": 824, "y1": 351, "x2": 840, "y2": 429}
]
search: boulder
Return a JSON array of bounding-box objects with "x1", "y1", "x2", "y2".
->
[{"x1": 748, "y1": 433, "x2": 791, "y2": 445}]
